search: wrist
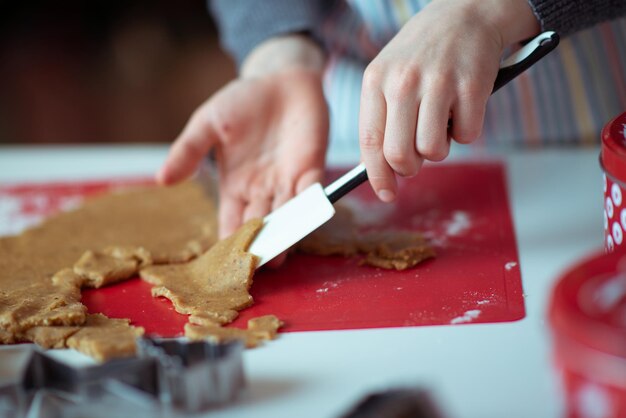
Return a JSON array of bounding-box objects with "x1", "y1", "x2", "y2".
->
[
  {"x1": 465, "y1": 0, "x2": 541, "y2": 46},
  {"x1": 241, "y1": 34, "x2": 326, "y2": 78}
]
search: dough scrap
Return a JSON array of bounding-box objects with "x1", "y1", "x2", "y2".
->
[
  {"x1": 65, "y1": 314, "x2": 144, "y2": 362},
  {"x1": 19, "y1": 325, "x2": 81, "y2": 349},
  {"x1": 356, "y1": 231, "x2": 436, "y2": 270},
  {"x1": 185, "y1": 315, "x2": 283, "y2": 348},
  {"x1": 0, "y1": 270, "x2": 87, "y2": 333},
  {"x1": 140, "y1": 218, "x2": 263, "y2": 325},
  {"x1": 247, "y1": 314, "x2": 283, "y2": 340},
  {"x1": 297, "y1": 205, "x2": 358, "y2": 257},
  {"x1": 15, "y1": 314, "x2": 144, "y2": 360},
  {"x1": 73, "y1": 250, "x2": 141, "y2": 288},
  {"x1": 0, "y1": 182, "x2": 217, "y2": 360},
  {"x1": 298, "y1": 205, "x2": 435, "y2": 269}
]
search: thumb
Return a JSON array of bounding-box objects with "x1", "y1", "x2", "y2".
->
[{"x1": 157, "y1": 104, "x2": 219, "y2": 185}]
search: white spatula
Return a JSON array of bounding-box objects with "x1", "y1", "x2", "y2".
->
[{"x1": 249, "y1": 31, "x2": 560, "y2": 267}]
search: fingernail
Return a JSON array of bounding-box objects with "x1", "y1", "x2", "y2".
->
[{"x1": 377, "y1": 189, "x2": 395, "y2": 202}]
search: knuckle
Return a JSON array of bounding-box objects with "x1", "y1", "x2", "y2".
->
[
  {"x1": 457, "y1": 78, "x2": 488, "y2": 101},
  {"x1": 363, "y1": 64, "x2": 384, "y2": 90},
  {"x1": 453, "y1": 125, "x2": 482, "y2": 144},
  {"x1": 383, "y1": 145, "x2": 409, "y2": 167},
  {"x1": 424, "y1": 73, "x2": 452, "y2": 95},
  {"x1": 384, "y1": 145, "x2": 419, "y2": 177},
  {"x1": 211, "y1": 109, "x2": 234, "y2": 139},
  {"x1": 189, "y1": 105, "x2": 214, "y2": 131},
  {"x1": 360, "y1": 126, "x2": 384, "y2": 150},
  {"x1": 175, "y1": 137, "x2": 204, "y2": 160},
  {"x1": 366, "y1": 173, "x2": 391, "y2": 190},
  {"x1": 247, "y1": 176, "x2": 274, "y2": 200},
  {"x1": 417, "y1": 140, "x2": 449, "y2": 162},
  {"x1": 386, "y1": 69, "x2": 419, "y2": 101},
  {"x1": 204, "y1": 98, "x2": 240, "y2": 142}
]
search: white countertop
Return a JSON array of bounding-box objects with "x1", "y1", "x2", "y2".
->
[{"x1": 0, "y1": 144, "x2": 604, "y2": 418}]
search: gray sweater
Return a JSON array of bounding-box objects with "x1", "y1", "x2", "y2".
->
[{"x1": 210, "y1": 0, "x2": 626, "y2": 66}]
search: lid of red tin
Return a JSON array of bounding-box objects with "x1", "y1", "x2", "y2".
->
[
  {"x1": 549, "y1": 250, "x2": 626, "y2": 359},
  {"x1": 601, "y1": 112, "x2": 626, "y2": 183}
]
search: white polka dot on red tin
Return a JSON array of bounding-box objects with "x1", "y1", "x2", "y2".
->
[
  {"x1": 607, "y1": 235, "x2": 615, "y2": 251},
  {"x1": 606, "y1": 197, "x2": 614, "y2": 218},
  {"x1": 576, "y1": 383, "x2": 611, "y2": 418},
  {"x1": 611, "y1": 183, "x2": 622, "y2": 207},
  {"x1": 604, "y1": 210, "x2": 609, "y2": 230},
  {"x1": 613, "y1": 222, "x2": 623, "y2": 245}
]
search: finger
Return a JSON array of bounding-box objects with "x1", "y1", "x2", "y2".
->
[
  {"x1": 266, "y1": 251, "x2": 288, "y2": 269},
  {"x1": 242, "y1": 194, "x2": 272, "y2": 223},
  {"x1": 218, "y1": 193, "x2": 245, "y2": 239},
  {"x1": 383, "y1": 98, "x2": 422, "y2": 178},
  {"x1": 416, "y1": 93, "x2": 452, "y2": 162},
  {"x1": 450, "y1": 87, "x2": 488, "y2": 144},
  {"x1": 265, "y1": 168, "x2": 323, "y2": 268},
  {"x1": 157, "y1": 105, "x2": 218, "y2": 185},
  {"x1": 295, "y1": 167, "x2": 324, "y2": 194},
  {"x1": 271, "y1": 173, "x2": 296, "y2": 214},
  {"x1": 266, "y1": 175, "x2": 309, "y2": 269},
  {"x1": 359, "y1": 75, "x2": 397, "y2": 202}
]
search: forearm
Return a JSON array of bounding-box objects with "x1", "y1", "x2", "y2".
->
[{"x1": 209, "y1": 0, "x2": 333, "y2": 68}]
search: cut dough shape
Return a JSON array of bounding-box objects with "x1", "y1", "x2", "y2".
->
[{"x1": 140, "y1": 219, "x2": 263, "y2": 325}]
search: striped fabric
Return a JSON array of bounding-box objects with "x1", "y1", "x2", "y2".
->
[{"x1": 320, "y1": 0, "x2": 626, "y2": 158}]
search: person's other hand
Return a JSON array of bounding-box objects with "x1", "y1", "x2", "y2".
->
[
  {"x1": 157, "y1": 35, "x2": 328, "y2": 240},
  {"x1": 359, "y1": 0, "x2": 540, "y2": 202}
]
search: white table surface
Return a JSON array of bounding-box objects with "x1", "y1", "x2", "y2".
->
[{"x1": 0, "y1": 144, "x2": 604, "y2": 418}]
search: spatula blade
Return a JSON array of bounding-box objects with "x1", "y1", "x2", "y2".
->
[{"x1": 248, "y1": 183, "x2": 335, "y2": 267}]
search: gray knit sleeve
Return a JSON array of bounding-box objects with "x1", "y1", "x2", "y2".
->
[
  {"x1": 209, "y1": 0, "x2": 334, "y2": 67},
  {"x1": 528, "y1": 0, "x2": 626, "y2": 36}
]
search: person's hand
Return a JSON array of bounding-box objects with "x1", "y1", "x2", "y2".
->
[
  {"x1": 359, "y1": 0, "x2": 540, "y2": 202},
  {"x1": 157, "y1": 35, "x2": 329, "y2": 240}
]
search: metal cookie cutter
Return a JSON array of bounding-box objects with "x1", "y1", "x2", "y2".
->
[
  {"x1": 0, "y1": 337, "x2": 245, "y2": 418},
  {"x1": 137, "y1": 337, "x2": 245, "y2": 412}
]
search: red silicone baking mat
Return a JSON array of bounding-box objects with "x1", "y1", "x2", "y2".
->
[{"x1": 0, "y1": 161, "x2": 524, "y2": 335}]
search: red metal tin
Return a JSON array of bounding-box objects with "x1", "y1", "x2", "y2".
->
[
  {"x1": 549, "y1": 251, "x2": 626, "y2": 418},
  {"x1": 601, "y1": 112, "x2": 626, "y2": 254}
]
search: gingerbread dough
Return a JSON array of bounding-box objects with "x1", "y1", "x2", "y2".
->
[
  {"x1": 65, "y1": 314, "x2": 144, "y2": 362},
  {"x1": 298, "y1": 205, "x2": 435, "y2": 269},
  {"x1": 140, "y1": 218, "x2": 262, "y2": 326},
  {"x1": 141, "y1": 219, "x2": 286, "y2": 348},
  {"x1": 0, "y1": 182, "x2": 216, "y2": 360},
  {"x1": 2, "y1": 180, "x2": 432, "y2": 360}
]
